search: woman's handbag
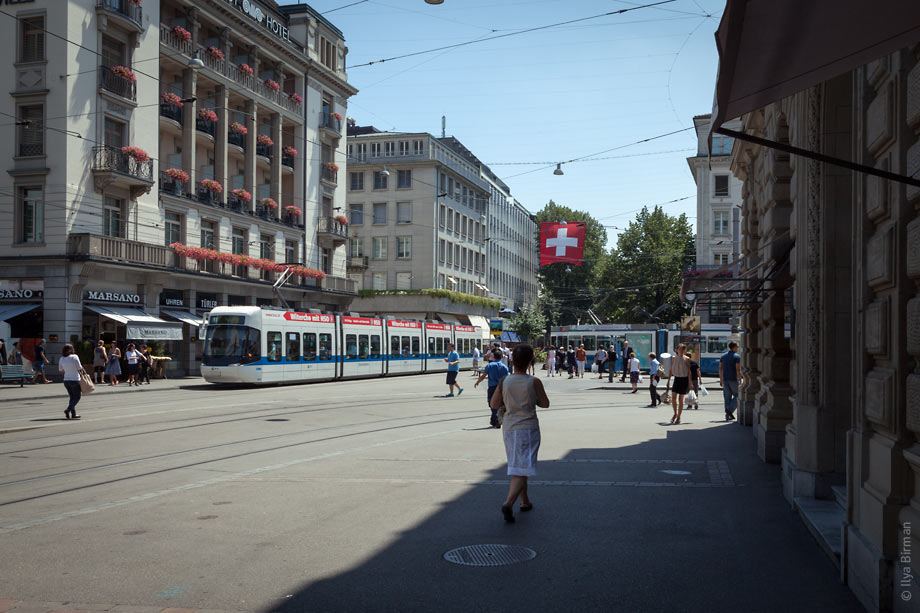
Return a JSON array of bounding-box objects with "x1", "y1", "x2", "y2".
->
[{"x1": 79, "y1": 372, "x2": 96, "y2": 394}]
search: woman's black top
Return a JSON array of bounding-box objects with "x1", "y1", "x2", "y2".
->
[{"x1": 689, "y1": 360, "x2": 700, "y2": 380}]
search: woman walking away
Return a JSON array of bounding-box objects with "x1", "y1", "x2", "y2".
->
[
  {"x1": 546, "y1": 345, "x2": 556, "y2": 377},
  {"x1": 124, "y1": 343, "x2": 147, "y2": 386},
  {"x1": 490, "y1": 344, "x2": 550, "y2": 523},
  {"x1": 92, "y1": 340, "x2": 107, "y2": 384},
  {"x1": 627, "y1": 351, "x2": 640, "y2": 393},
  {"x1": 105, "y1": 345, "x2": 122, "y2": 385},
  {"x1": 687, "y1": 349, "x2": 701, "y2": 409},
  {"x1": 666, "y1": 343, "x2": 691, "y2": 424},
  {"x1": 647, "y1": 352, "x2": 662, "y2": 407},
  {"x1": 140, "y1": 344, "x2": 153, "y2": 384},
  {"x1": 59, "y1": 344, "x2": 86, "y2": 419}
]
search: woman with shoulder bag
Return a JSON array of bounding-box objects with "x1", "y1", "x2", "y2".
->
[
  {"x1": 59, "y1": 344, "x2": 87, "y2": 420},
  {"x1": 666, "y1": 343, "x2": 691, "y2": 424}
]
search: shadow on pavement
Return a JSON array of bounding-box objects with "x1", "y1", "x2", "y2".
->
[{"x1": 267, "y1": 423, "x2": 861, "y2": 612}]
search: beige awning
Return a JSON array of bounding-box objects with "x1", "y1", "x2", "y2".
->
[{"x1": 712, "y1": 0, "x2": 920, "y2": 136}]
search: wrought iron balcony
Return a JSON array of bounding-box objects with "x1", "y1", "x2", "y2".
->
[
  {"x1": 159, "y1": 103, "x2": 182, "y2": 124},
  {"x1": 228, "y1": 131, "x2": 246, "y2": 149},
  {"x1": 195, "y1": 181, "x2": 223, "y2": 207},
  {"x1": 320, "y1": 112, "x2": 342, "y2": 135},
  {"x1": 317, "y1": 216, "x2": 348, "y2": 243},
  {"x1": 321, "y1": 166, "x2": 338, "y2": 185},
  {"x1": 256, "y1": 143, "x2": 272, "y2": 158},
  {"x1": 196, "y1": 118, "x2": 216, "y2": 137},
  {"x1": 92, "y1": 146, "x2": 154, "y2": 196},
  {"x1": 99, "y1": 66, "x2": 136, "y2": 102},
  {"x1": 282, "y1": 153, "x2": 295, "y2": 168},
  {"x1": 159, "y1": 171, "x2": 189, "y2": 198},
  {"x1": 97, "y1": 0, "x2": 143, "y2": 31}
]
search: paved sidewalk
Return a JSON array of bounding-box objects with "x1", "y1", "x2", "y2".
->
[
  {"x1": 0, "y1": 600, "x2": 246, "y2": 613},
  {"x1": 0, "y1": 377, "x2": 199, "y2": 404}
]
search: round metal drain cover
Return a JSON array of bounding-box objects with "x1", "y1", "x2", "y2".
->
[{"x1": 443, "y1": 544, "x2": 536, "y2": 567}]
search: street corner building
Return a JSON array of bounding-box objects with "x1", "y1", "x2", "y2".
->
[
  {"x1": 0, "y1": 0, "x2": 358, "y2": 376},
  {"x1": 709, "y1": 1, "x2": 920, "y2": 610}
]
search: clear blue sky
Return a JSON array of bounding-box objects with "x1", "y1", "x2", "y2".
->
[{"x1": 281, "y1": 0, "x2": 725, "y2": 246}]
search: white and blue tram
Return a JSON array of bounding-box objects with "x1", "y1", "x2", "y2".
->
[{"x1": 201, "y1": 306, "x2": 484, "y2": 385}]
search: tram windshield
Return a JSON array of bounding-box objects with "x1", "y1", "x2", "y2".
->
[{"x1": 203, "y1": 325, "x2": 261, "y2": 366}]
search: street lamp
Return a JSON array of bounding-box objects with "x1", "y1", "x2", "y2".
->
[
  {"x1": 188, "y1": 50, "x2": 205, "y2": 70},
  {"x1": 553, "y1": 163, "x2": 564, "y2": 176},
  {"x1": 380, "y1": 165, "x2": 390, "y2": 177},
  {"x1": 425, "y1": 0, "x2": 444, "y2": 4}
]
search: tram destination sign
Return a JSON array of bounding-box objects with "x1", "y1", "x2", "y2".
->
[{"x1": 223, "y1": 0, "x2": 291, "y2": 43}]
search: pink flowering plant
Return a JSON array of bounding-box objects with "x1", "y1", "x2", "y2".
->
[
  {"x1": 230, "y1": 188, "x2": 251, "y2": 202},
  {"x1": 206, "y1": 46, "x2": 224, "y2": 61},
  {"x1": 200, "y1": 179, "x2": 222, "y2": 193},
  {"x1": 172, "y1": 26, "x2": 191, "y2": 42},
  {"x1": 334, "y1": 214, "x2": 348, "y2": 226},
  {"x1": 283, "y1": 146, "x2": 297, "y2": 157},
  {"x1": 239, "y1": 63, "x2": 254, "y2": 76},
  {"x1": 230, "y1": 122, "x2": 248, "y2": 135},
  {"x1": 164, "y1": 168, "x2": 189, "y2": 182},
  {"x1": 284, "y1": 205, "x2": 302, "y2": 216},
  {"x1": 198, "y1": 108, "x2": 218, "y2": 122},
  {"x1": 121, "y1": 146, "x2": 149, "y2": 162},
  {"x1": 290, "y1": 93, "x2": 303, "y2": 104},
  {"x1": 330, "y1": 111, "x2": 343, "y2": 121},
  {"x1": 110, "y1": 65, "x2": 136, "y2": 82},
  {"x1": 325, "y1": 162, "x2": 339, "y2": 172},
  {"x1": 264, "y1": 79, "x2": 280, "y2": 92},
  {"x1": 161, "y1": 92, "x2": 184, "y2": 107},
  {"x1": 261, "y1": 198, "x2": 278, "y2": 210},
  {"x1": 257, "y1": 134, "x2": 274, "y2": 146}
]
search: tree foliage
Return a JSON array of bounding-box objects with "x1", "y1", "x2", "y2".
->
[
  {"x1": 596, "y1": 206, "x2": 695, "y2": 324},
  {"x1": 533, "y1": 200, "x2": 608, "y2": 326},
  {"x1": 508, "y1": 303, "x2": 547, "y2": 345}
]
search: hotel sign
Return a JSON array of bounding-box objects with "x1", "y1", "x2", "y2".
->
[{"x1": 224, "y1": 0, "x2": 291, "y2": 43}]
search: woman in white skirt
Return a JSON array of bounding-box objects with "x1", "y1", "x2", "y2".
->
[{"x1": 490, "y1": 344, "x2": 550, "y2": 523}]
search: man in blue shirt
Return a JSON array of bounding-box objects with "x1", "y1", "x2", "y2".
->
[
  {"x1": 444, "y1": 343, "x2": 463, "y2": 397},
  {"x1": 475, "y1": 349, "x2": 509, "y2": 428},
  {"x1": 718, "y1": 341, "x2": 743, "y2": 421}
]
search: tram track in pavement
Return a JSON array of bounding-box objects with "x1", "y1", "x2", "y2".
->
[{"x1": 0, "y1": 400, "x2": 612, "y2": 507}]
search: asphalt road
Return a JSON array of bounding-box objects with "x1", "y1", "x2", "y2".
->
[{"x1": 0, "y1": 373, "x2": 862, "y2": 612}]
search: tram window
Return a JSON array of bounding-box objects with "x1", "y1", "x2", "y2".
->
[
  {"x1": 445, "y1": 337, "x2": 451, "y2": 355},
  {"x1": 464, "y1": 339, "x2": 471, "y2": 355},
  {"x1": 318, "y1": 333, "x2": 332, "y2": 361},
  {"x1": 358, "y1": 335, "x2": 369, "y2": 359},
  {"x1": 428, "y1": 337, "x2": 435, "y2": 356},
  {"x1": 550, "y1": 336, "x2": 557, "y2": 348},
  {"x1": 436, "y1": 337, "x2": 443, "y2": 356},
  {"x1": 286, "y1": 332, "x2": 300, "y2": 361},
  {"x1": 391, "y1": 336, "x2": 401, "y2": 358},
  {"x1": 708, "y1": 337, "x2": 729, "y2": 354},
  {"x1": 370, "y1": 335, "x2": 381, "y2": 359},
  {"x1": 412, "y1": 337, "x2": 420, "y2": 357},
  {"x1": 402, "y1": 336, "x2": 411, "y2": 357},
  {"x1": 345, "y1": 334, "x2": 358, "y2": 360},
  {"x1": 583, "y1": 336, "x2": 596, "y2": 351},
  {"x1": 303, "y1": 333, "x2": 317, "y2": 361},
  {"x1": 267, "y1": 331, "x2": 282, "y2": 362}
]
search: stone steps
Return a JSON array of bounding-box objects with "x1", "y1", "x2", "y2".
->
[{"x1": 795, "y1": 491, "x2": 846, "y2": 567}]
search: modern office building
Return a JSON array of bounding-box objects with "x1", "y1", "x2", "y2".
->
[{"x1": 0, "y1": 0, "x2": 356, "y2": 375}]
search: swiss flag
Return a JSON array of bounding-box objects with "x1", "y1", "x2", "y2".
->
[{"x1": 540, "y1": 222, "x2": 586, "y2": 266}]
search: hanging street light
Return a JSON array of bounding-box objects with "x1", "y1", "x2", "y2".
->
[{"x1": 553, "y1": 163, "x2": 564, "y2": 176}]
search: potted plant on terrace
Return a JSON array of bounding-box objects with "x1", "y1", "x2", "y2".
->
[
  {"x1": 290, "y1": 93, "x2": 303, "y2": 104},
  {"x1": 199, "y1": 178, "x2": 222, "y2": 204},
  {"x1": 206, "y1": 46, "x2": 224, "y2": 61},
  {"x1": 257, "y1": 134, "x2": 274, "y2": 147},
  {"x1": 334, "y1": 214, "x2": 348, "y2": 226},
  {"x1": 198, "y1": 108, "x2": 218, "y2": 123},
  {"x1": 161, "y1": 92, "x2": 184, "y2": 107},
  {"x1": 172, "y1": 26, "x2": 191, "y2": 42},
  {"x1": 121, "y1": 145, "x2": 149, "y2": 163},
  {"x1": 261, "y1": 197, "x2": 279, "y2": 212},
  {"x1": 330, "y1": 111, "x2": 343, "y2": 121},
  {"x1": 325, "y1": 162, "x2": 339, "y2": 172},
  {"x1": 162, "y1": 168, "x2": 189, "y2": 194},
  {"x1": 284, "y1": 205, "x2": 302, "y2": 217},
  {"x1": 264, "y1": 79, "x2": 280, "y2": 92},
  {"x1": 230, "y1": 122, "x2": 248, "y2": 135},
  {"x1": 283, "y1": 146, "x2": 297, "y2": 157},
  {"x1": 239, "y1": 63, "x2": 254, "y2": 76},
  {"x1": 110, "y1": 65, "x2": 136, "y2": 82},
  {"x1": 230, "y1": 188, "x2": 251, "y2": 204}
]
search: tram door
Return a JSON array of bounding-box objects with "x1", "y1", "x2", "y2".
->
[
  {"x1": 340, "y1": 316, "x2": 384, "y2": 379},
  {"x1": 424, "y1": 322, "x2": 451, "y2": 372},
  {"x1": 386, "y1": 319, "x2": 423, "y2": 375}
]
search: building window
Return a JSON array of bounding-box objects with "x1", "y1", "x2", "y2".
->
[
  {"x1": 370, "y1": 142, "x2": 381, "y2": 157},
  {"x1": 439, "y1": 204, "x2": 446, "y2": 228},
  {"x1": 17, "y1": 104, "x2": 43, "y2": 157},
  {"x1": 714, "y1": 174, "x2": 729, "y2": 197},
  {"x1": 349, "y1": 172, "x2": 364, "y2": 191},
  {"x1": 397, "y1": 202, "x2": 411, "y2": 224},
  {"x1": 373, "y1": 202, "x2": 387, "y2": 224},
  {"x1": 384, "y1": 141, "x2": 395, "y2": 157},
  {"x1": 349, "y1": 238, "x2": 364, "y2": 257},
  {"x1": 349, "y1": 203, "x2": 364, "y2": 225},
  {"x1": 101, "y1": 35, "x2": 126, "y2": 68},
  {"x1": 104, "y1": 118, "x2": 125, "y2": 148},
  {"x1": 396, "y1": 272, "x2": 411, "y2": 290},
  {"x1": 200, "y1": 219, "x2": 216, "y2": 272},
  {"x1": 454, "y1": 212, "x2": 461, "y2": 235},
  {"x1": 398, "y1": 140, "x2": 409, "y2": 156},
  {"x1": 285, "y1": 240, "x2": 297, "y2": 264},
  {"x1": 714, "y1": 253, "x2": 729, "y2": 266},
  {"x1": 711, "y1": 135, "x2": 734, "y2": 156},
  {"x1": 446, "y1": 208, "x2": 453, "y2": 232},
  {"x1": 397, "y1": 236, "x2": 411, "y2": 259},
  {"x1": 397, "y1": 169, "x2": 411, "y2": 188},
  {"x1": 319, "y1": 36, "x2": 335, "y2": 70},
  {"x1": 232, "y1": 227, "x2": 247, "y2": 277},
  {"x1": 372, "y1": 236, "x2": 387, "y2": 260},
  {"x1": 372, "y1": 272, "x2": 386, "y2": 290},
  {"x1": 20, "y1": 15, "x2": 44, "y2": 63},
  {"x1": 260, "y1": 234, "x2": 274, "y2": 280},
  {"x1": 165, "y1": 211, "x2": 182, "y2": 246},
  {"x1": 439, "y1": 239, "x2": 446, "y2": 263},
  {"x1": 103, "y1": 197, "x2": 123, "y2": 238},
  {"x1": 18, "y1": 185, "x2": 43, "y2": 243},
  {"x1": 413, "y1": 139, "x2": 424, "y2": 155},
  {"x1": 713, "y1": 210, "x2": 729, "y2": 235},
  {"x1": 438, "y1": 274, "x2": 445, "y2": 289},
  {"x1": 373, "y1": 171, "x2": 388, "y2": 190}
]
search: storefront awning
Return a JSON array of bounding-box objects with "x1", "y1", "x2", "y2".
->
[
  {"x1": 436, "y1": 312, "x2": 461, "y2": 323},
  {"x1": 85, "y1": 305, "x2": 183, "y2": 341},
  {"x1": 467, "y1": 315, "x2": 491, "y2": 338},
  {"x1": 160, "y1": 310, "x2": 204, "y2": 327},
  {"x1": 0, "y1": 303, "x2": 39, "y2": 321}
]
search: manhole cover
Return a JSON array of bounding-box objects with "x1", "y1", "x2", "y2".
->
[{"x1": 443, "y1": 544, "x2": 536, "y2": 567}]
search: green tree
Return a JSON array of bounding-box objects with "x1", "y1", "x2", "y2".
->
[
  {"x1": 597, "y1": 206, "x2": 695, "y2": 324},
  {"x1": 509, "y1": 302, "x2": 547, "y2": 345},
  {"x1": 534, "y1": 201, "x2": 608, "y2": 326}
]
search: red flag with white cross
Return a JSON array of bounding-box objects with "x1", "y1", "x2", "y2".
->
[{"x1": 540, "y1": 222, "x2": 586, "y2": 266}]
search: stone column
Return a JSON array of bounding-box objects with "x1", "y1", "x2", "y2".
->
[
  {"x1": 244, "y1": 100, "x2": 258, "y2": 212},
  {"x1": 215, "y1": 86, "x2": 229, "y2": 197},
  {"x1": 270, "y1": 112, "x2": 282, "y2": 208},
  {"x1": 181, "y1": 68, "x2": 198, "y2": 187}
]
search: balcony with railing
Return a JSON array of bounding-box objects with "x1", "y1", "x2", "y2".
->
[
  {"x1": 256, "y1": 143, "x2": 272, "y2": 159},
  {"x1": 320, "y1": 112, "x2": 342, "y2": 136},
  {"x1": 99, "y1": 66, "x2": 136, "y2": 102},
  {"x1": 92, "y1": 146, "x2": 154, "y2": 195},
  {"x1": 159, "y1": 103, "x2": 182, "y2": 124},
  {"x1": 196, "y1": 118, "x2": 216, "y2": 138},
  {"x1": 228, "y1": 131, "x2": 246, "y2": 149},
  {"x1": 347, "y1": 255, "x2": 369, "y2": 270},
  {"x1": 282, "y1": 153, "x2": 295, "y2": 169},
  {"x1": 316, "y1": 216, "x2": 348, "y2": 244},
  {"x1": 68, "y1": 233, "x2": 172, "y2": 268},
  {"x1": 96, "y1": 0, "x2": 143, "y2": 32},
  {"x1": 159, "y1": 171, "x2": 189, "y2": 198},
  {"x1": 320, "y1": 165, "x2": 338, "y2": 185},
  {"x1": 319, "y1": 276, "x2": 358, "y2": 294}
]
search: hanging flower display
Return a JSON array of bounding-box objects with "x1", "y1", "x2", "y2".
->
[
  {"x1": 290, "y1": 93, "x2": 303, "y2": 104},
  {"x1": 257, "y1": 134, "x2": 274, "y2": 146},
  {"x1": 170, "y1": 242, "x2": 326, "y2": 279},
  {"x1": 206, "y1": 46, "x2": 224, "y2": 61},
  {"x1": 230, "y1": 122, "x2": 248, "y2": 135},
  {"x1": 200, "y1": 179, "x2": 223, "y2": 193},
  {"x1": 164, "y1": 168, "x2": 190, "y2": 182},
  {"x1": 161, "y1": 92, "x2": 184, "y2": 107},
  {"x1": 285, "y1": 205, "x2": 302, "y2": 216},
  {"x1": 325, "y1": 162, "x2": 339, "y2": 172},
  {"x1": 121, "y1": 146, "x2": 149, "y2": 162},
  {"x1": 231, "y1": 188, "x2": 252, "y2": 202},
  {"x1": 330, "y1": 111, "x2": 343, "y2": 121},
  {"x1": 283, "y1": 146, "x2": 297, "y2": 157},
  {"x1": 334, "y1": 214, "x2": 348, "y2": 226},
  {"x1": 110, "y1": 65, "x2": 136, "y2": 82},
  {"x1": 198, "y1": 108, "x2": 218, "y2": 122},
  {"x1": 172, "y1": 26, "x2": 191, "y2": 42},
  {"x1": 264, "y1": 79, "x2": 281, "y2": 92},
  {"x1": 239, "y1": 63, "x2": 254, "y2": 76},
  {"x1": 261, "y1": 198, "x2": 279, "y2": 210}
]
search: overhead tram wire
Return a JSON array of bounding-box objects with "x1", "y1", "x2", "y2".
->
[{"x1": 346, "y1": 0, "x2": 679, "y2": 69}]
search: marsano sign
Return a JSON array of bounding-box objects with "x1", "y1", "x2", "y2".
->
[
  {"x1": 224, "y1": 0, "x2": 290, "y2": 43},
  {"x1": 86, "y1": 291, "x2": 141, "y2": 304}
]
